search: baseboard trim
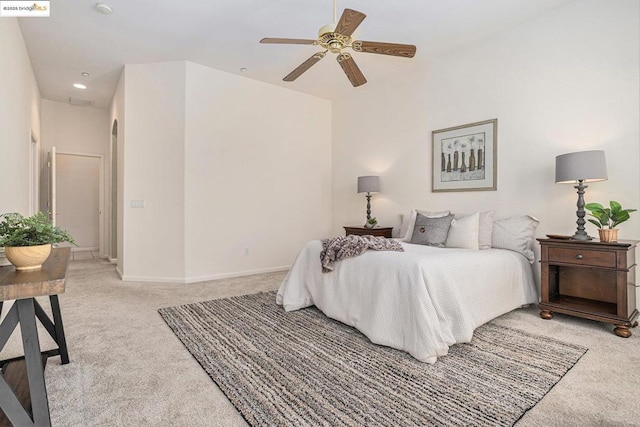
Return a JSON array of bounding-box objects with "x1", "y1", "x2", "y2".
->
[
  {"x1": 120, "y1": 265, "x2": 290, "y2": 284},
  {"x1": 71, "y1": 246, "x2": 99, "y2": 252},
  {"x1": 115, "y1": 266, "x2": 123, "y2": 279},
  {"x1": 184, "y1": 266, "x2": 290, "y2": 284}
]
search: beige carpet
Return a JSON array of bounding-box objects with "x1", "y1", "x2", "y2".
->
[{"x1": 1, "y1": 258, "x2": 639, "y2": 426}]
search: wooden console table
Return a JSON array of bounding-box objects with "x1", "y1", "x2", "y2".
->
[
  {"x1": 538, "y1": 238, "x2": 639, "y2": 337},
  {"x1": 0, "y1": 247, "x2": 71, "y2": 426}
]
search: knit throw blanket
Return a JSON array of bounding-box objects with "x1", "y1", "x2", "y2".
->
[{"x1": 320, "y1": 235, "x2": 404, "y2": 273}]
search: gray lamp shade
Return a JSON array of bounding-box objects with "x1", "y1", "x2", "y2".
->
[
  {"x1": 357, "y1": 176, "x2": 380, "y2": 193},
  {"x1": 555, "y1": 150, "x2": 608, "y2": 183}
]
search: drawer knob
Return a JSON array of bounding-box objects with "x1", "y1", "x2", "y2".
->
[{"x1": 575, "y1": 254, "x2": 583, "y2": 260}]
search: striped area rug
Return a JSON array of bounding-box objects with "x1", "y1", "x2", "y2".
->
[{"x1": 159, "y1": 291, "x2": 586, "y2": 426}]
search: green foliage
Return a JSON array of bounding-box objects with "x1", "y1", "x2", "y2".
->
[
  {"x1": 367, "y1": 217, "x2": 378, "y2": 225},
  {"x1": 0, "y1": 212, "x2": 75, "y2": 247},
  {"x1": 585, "y1": 201, "x2": 637, "y2": 229}
]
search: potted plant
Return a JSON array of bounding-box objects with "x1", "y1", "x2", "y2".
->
[
  {"x1": 364, "y1": 217, "x2": 378, "y2": 228},
  {"x1": 585, "y1": 201, "x2": 636, "y2": 243},
  {"x1": 0, "y1": 212, "x2": 75, "y2": 270}
]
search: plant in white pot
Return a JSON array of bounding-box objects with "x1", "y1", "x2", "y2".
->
[
  {"x1": 0, "y1": 212, "x2": 75, "y2": 270},
  {"x1": 585, "y1": 201, "x2": 636, "y2": 243},
  {"x1": 364, "y1": 217, "x2": 378, "y2": 228}
]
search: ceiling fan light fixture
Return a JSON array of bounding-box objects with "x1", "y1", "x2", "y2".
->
[
  {"x1": 95, "y1": 3, "x2": 113, "y2": 15},
  {"x1": 318, "y1": 23, "x2": 336, "y2": 38}
]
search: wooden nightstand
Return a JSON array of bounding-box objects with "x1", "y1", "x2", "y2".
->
[
  {"x1": 538, "y1": 238, "x2": 639, "y2": 337},
  {"x1": 344, "y1": 226, "x2": 393, "y2": 238}
]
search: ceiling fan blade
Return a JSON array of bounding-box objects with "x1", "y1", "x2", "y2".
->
[
  {"x1": 260, "y1": 38, "x2": 317, "y2": 45},
  {"x1": 352, "y1": 41, "x2": 416, "y2": 58},
  {"x1": 283, "y1": 52, "x2": 326, "y2": 82},
  {"x1": 336, "y1": 53, "x2": 367, "y2": 87},
  {"x1": 334, "y1": 9, "x2": 366, "y2": 37}
]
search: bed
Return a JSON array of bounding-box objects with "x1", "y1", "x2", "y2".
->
[{"x1": 276, "y1": 233, "x2": 538, "y2": 363}]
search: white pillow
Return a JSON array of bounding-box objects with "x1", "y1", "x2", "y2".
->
[
  {"x1": 445, "y1": 212, "x2": 480, "y2": 250},
  {"x1": 491, "y1": 215, "x2": 539, "y2": 263},
  {"x1": 478, "y1": 210, "x2": 495, "y2": 249},
  {"x1": 399, "y1": 210, "x2": 413, "y2": 239},
  {"x1": 451, "y1": 211, "x2": 495, "y2": 249},
  {"x1": 402, "y1": 209, "x2": 451, "y2": 242}
]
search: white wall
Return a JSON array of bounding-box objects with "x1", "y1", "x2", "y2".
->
[
  {"x1": 122, "y1": 62, "x2": 187, "y2": 281},
  {"x1": 0, "y1": 18, "x2": 41, "y2": 215},
  {"x1": 120, "y1": 61, "x2": 332, "y2": 282},
  {"x1": 184, "y1": 62, "x2": 332, "y2": 281},
  {"x1": 41, "y1": 100, "x2": 109, "y2": 154},
  {"x1": 332, "y1": 0, "x2": 640, "y2": 244}
]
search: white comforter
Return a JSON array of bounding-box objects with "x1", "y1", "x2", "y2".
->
[{"x1": 276, "y1": 240, "x2": 537, "y2": 363}]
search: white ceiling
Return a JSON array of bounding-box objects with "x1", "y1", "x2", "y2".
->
[{"x1": 19, "y1": 0, "x2": 574, "y2": 109}]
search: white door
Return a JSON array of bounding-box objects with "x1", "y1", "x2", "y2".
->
[{"x1": 54, "y1": 153, "x2": 101, "y2": 250}]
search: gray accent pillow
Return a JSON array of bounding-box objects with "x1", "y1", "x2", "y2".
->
[{"x1": 410, "y1": 213, "x2": 453, "y2": 247}]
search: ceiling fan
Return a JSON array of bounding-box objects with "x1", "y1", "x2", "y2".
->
[{"x1": 260, "y1": 2, "x2": 416, "y2": 87}]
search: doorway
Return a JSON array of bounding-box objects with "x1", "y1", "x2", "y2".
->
[
  {"x1": 110, "y1": 120, "x2": 118, "y2": 261},
  {"x1": 49, "y1": 151, "x2": 104, "y2": 255}
]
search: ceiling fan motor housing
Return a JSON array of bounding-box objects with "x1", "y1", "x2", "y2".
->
[{"x1": 318, "y1": 23, "x2": 351, "y2": 53}]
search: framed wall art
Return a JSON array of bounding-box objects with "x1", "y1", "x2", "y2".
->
[{"x1": 432, "y1": 118, "x2": 497, "y2": 192}]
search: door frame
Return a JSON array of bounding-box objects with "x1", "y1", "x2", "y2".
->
[
  {"x1": 54, "y1": 151, "x2": 105, "y2": 256},
  {"x1": 29, "y1": 130, "x2": 39, "y2": 215}
]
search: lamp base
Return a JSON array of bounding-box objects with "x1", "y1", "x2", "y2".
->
[
  {"x1": 572, "y1": 180, "x2": 590, "y2": 241},
  {"x1": 571, "y1": 233, "x2": 593, "y2": 241}
]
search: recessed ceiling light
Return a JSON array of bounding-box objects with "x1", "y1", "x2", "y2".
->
[
  {"x1": 95, "y1": 3, "x2": 113, "y2": 15},
  {"x1": 81, "y1": 72, "x2": 90, "y2": 77},
  {"x1": 240, "y1": 67, "x2": 248, "y2": 72},
  {"x1": 73, "y1": 83, "x2": 87, "y2": 89}
]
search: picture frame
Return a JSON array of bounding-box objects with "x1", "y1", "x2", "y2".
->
[{"x1": 432, "y1": 119, "x2": 497, "y2": 192}]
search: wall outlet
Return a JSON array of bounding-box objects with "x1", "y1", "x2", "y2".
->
[{"x1": 130, "y1": 200, "x2": 145, "y2": 208}]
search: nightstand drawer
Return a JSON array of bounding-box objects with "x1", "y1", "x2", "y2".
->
[{"x1": 548, "y1": 246, "x2": 616, "y2": 268}]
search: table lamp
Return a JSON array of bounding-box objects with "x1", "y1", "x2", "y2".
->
[
  {"x1": 357, "y1": 176, "x2": 380, "y2": 222},
  {"x1": 555, "y1": 150, "x2": 607, "y2": 240}
]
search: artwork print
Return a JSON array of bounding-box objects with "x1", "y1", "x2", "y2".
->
[
  {"x1": 432, "y1": 119, "x2": 497, "y2": 192},
  {"x1": 440, "y1": 132, "x2": 486, "y2": 182}
]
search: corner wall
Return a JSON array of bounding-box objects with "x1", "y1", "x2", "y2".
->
[
  {"x1": 122, "y1": 62, "x2": 187, "y2": 281},
  {"x1": 332, "y1": 0, "x2": 640, "y2": 241},
  {"x1": 120, "y1": 61, "x2": 332, "y2": 282}
]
